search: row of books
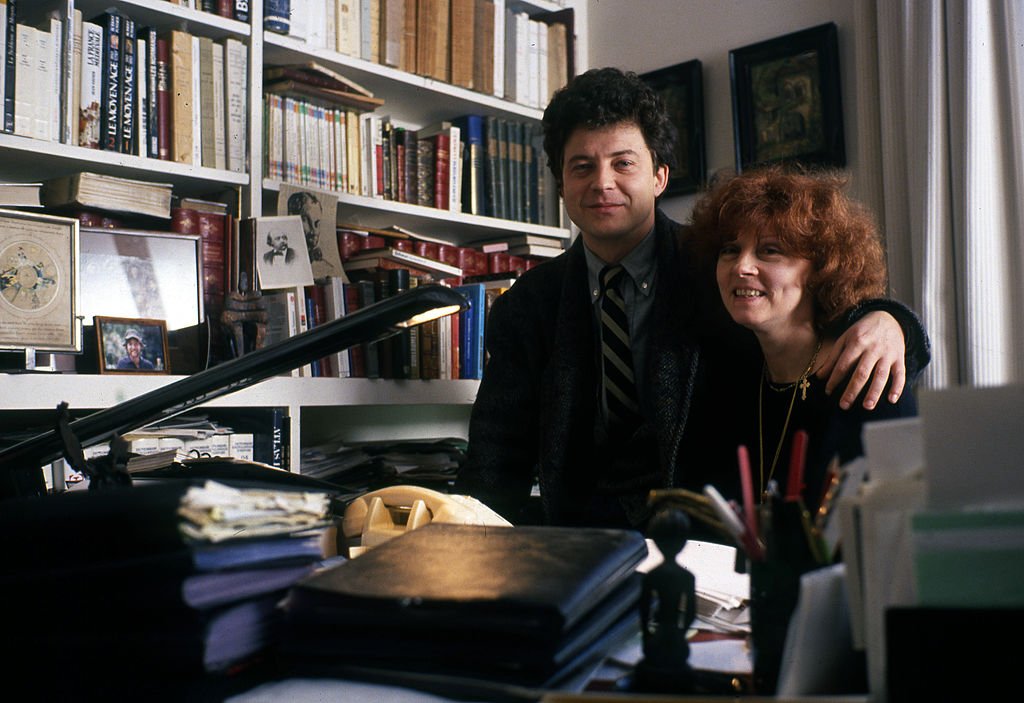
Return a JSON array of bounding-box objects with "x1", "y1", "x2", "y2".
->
[
  {"x1": 264, "y1": 103, "x2": 558, "y2": 226},
  {"x1": 273, "y1": 0, "x2": 573, "y2": 109},
  {"x1": 263, "y1": 273, "x2": 508, "y2": 382},
  {"x1": 0, "y1": 3, "x2": 247, "y2": 171},
  {"x1": 171, "y1": 1, "x2": 250, "y2": 21}
]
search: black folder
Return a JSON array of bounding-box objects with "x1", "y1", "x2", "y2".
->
[{"x1": 282, "y1": 523, "x2": 648, "y2": 689}]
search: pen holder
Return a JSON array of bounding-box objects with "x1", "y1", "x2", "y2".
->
[{"x1": 749, "y1": 499, "x2": 821, "y2": 694}]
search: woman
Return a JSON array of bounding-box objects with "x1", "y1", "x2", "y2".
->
[{"x1": 689, "y1": 166, "x2": 920, "y2": 509}]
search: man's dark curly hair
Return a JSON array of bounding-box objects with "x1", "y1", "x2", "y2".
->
[{"x1": 542, "y1": 67, "x2": 679, "y2": 190}]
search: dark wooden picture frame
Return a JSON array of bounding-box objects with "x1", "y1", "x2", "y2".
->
[
  {"x1": 95, "y1": 316, "x2": 170, "y2": 375},
  {"x1": 641, "y1": 59, "x2": 706, "y2": 196},
  {"x1": 729, "y1": 22, "x2": 845, "y2": 171}
]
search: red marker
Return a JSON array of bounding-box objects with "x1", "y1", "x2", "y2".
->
[
  {"x1": 737, "y1": 444, "x2": 757, "y2": 540},
  {"x1": 786, "y1": 430, "x2": 809, "y2": 501}
]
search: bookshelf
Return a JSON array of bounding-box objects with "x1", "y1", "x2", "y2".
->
[{"x1": 0, "y1": 0, "x2": 587, "y2": 475}]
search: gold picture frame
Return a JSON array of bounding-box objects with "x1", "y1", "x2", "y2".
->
[{"x1": 0, "y1": 209, "x2": 81, "y2": 353}]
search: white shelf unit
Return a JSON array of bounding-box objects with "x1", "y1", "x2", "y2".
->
[{"x1": 0, "y1": 0, "x2": 587, "y2": 475}]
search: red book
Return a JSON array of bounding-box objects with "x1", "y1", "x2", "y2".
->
[
  {"x1": 171, "y1": 207, "x2": 199, "y2": 234},
  {"x1": 197, "y1": 212, "x2": 227, "y2": 315},
  {"x1": 344, "y1": 283, "x2": 366, "y2": 377},
  {"x1": 338, "y1": 230, "x2": 363, "y2": 261},
  {"x1": 155, "y1": 38, "x2": 171, "y2": 161},
  {"x1": 392, "y1": 239, "x2": 413, "y2": 252},
  {"x1": 433, "y1": 133, "x2": 450, "y2": 210},
  {"x1": 363, "y1": 234, "x2": 386, "y2": 250},
  {"x1": 508, "y1": 256, "x2": 527, "y2": 276},
  {"x1": 218, "y1": 0, "x2": 233, "y2": 18},
  {"x1": 414, "y1": 241, "x2": 440, "y2": 260},
  {"x1": 488, "y1": 252, "x2": 510, "y2": 274}
]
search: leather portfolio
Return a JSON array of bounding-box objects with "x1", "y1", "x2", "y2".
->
[{"x1": 282, "y1": 523, "x2": 648, "y2": 690}]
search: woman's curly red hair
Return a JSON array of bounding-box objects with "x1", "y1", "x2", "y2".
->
[{"x1": 689, "y1": 165, "x2": 887, "y2": 328}]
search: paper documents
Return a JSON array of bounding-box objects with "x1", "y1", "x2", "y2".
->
[
  {"x1": 178, "y1": 480, "x2": 332, "y2": 542},
  {"x1": 639, "y1": 538, "x2": 750, "y2": 633}
]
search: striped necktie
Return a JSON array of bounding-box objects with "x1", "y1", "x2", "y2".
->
[{"x1": 599, "y1": 265, "x2": 640, "y2": 430}]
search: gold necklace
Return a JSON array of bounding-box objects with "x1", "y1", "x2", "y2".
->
[{"x1": 758, "y1": 340, "x2": 822, "y2": 499}]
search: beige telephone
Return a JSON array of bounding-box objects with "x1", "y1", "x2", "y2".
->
[{"x1": 341, "y1": 485, "x2": 512, "y2": 557}]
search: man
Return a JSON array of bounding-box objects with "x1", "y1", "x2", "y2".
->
[
  {"x1": 116, "y1": 329, "x2": 155, "y2": 370},
  {"x1": 263, "y1": 228, "x2": 296, "y2": 265},
  {"x1": 286, "y1": 190, "x2": 340, "y2": 279},
  {"x1": 456, "y1": 68, "x2": 929, "y2": 529}
]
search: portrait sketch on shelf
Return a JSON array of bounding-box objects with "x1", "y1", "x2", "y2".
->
[
  {"x1": 277, "y1": 184, "x2": 345, "y2": 281},
  {"x1": 254, "y1": 216, "x2": 315, "y2": 291}
]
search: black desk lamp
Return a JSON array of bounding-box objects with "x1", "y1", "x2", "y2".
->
[{"x1": 0, "y1": 284, "x2": 468, "y2": 500}]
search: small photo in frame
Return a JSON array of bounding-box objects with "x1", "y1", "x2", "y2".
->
[
  {"x1": 729, "y1": 22, "x2": 846, "y2": 171},
  {"x1": 641, "y1": 59, "x2": 706, "y2": 196},
  {"x1": 254, "y1": 215, "x2": 315, "y2": 291},
  {"x1": 95, "y1": 316, "x2": 170, "y2": 374}
]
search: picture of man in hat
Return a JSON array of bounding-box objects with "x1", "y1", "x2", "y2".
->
[{"x1": 116, "y1": 329, "x2": 156, "y2": 370}]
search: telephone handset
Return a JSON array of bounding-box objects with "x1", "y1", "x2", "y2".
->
[{"x1": 341, "y1": 485, "x2": 512, "y2": 557}]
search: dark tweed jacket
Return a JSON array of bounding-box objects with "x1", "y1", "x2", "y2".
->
[{"x1": 457, "y1": 210, "x2": 727, "y2": 526}]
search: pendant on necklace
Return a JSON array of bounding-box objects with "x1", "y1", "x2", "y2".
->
[{"x1": 799, "y1": 377, "x2": 810, "y2": 401}]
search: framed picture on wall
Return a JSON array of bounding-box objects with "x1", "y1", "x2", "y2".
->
[
  {"x1": 729, "y1": 22, "x2": 846, "y2": 171},
  {"x1": 641, "y1": 59, "x2": 706, "y2": 196}
]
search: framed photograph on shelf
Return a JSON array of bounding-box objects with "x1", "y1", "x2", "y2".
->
[
  {"x1": 729, "y1": 22, "x2": 845, "y2": 171},
  {"x1": 95, "y1": 316, "x2": 170, "y2": 374},
  {"x1": 78, "y1": 228, "x2": 203, "y2": 331},
  {"x1": 641, "y1": 59, "x2": 706, "y2": 196},
  {"x1": 0, "y1": 209, "x2": 81, "y2": 353}
]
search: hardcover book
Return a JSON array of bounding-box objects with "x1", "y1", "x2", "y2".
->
[{"x1": 283, "y1": 523, "x2": 646, "y2": 686}]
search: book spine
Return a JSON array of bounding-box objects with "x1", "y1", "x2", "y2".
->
[
  {"x1": 168, "y1": 29, "x2": 192, "y2": 164},
  {"x1": 449, "y1": 0, "x2": 474, "y2": 89},
  {"x1": 141, "y1": 26, "x2": 157, "y2": 157},
  {"x1": 223, "y1": 36, "x2": 247, "y2": 174},
  {"x1": 356, "y1": 279, "x2": 380, "y2": 378},
  {"x1": 190, "y1": 34, "x2": 201, "y2": 166},
  {"x1": 198, "y1": 35, "x2": 215, "y2": 167},
  {"x1": 2, "y1": 0, "x2": 14, "y2": 133},
  {"x1": 433, "y1": 132, "x2": 449, "y2": 210},
  {"x1": 388, "y1": 267, "x2": 411, "y2": 379},
  {"x1": 12, "y1": 24, "x2": 33, "y2": 138},
  {"x1": 155, "y1": 36, "x2": 170, "y2": 159},
  {"x1": 234, "y1": 0, "x2": 250, "y2": 23},
  {"x1": 97, "y1": 11, "x2": 122, "y2": 152},
  {"x1": 61, "y1": 7, "x2": 78, "y2": 145},
  {"x1": 120, "y1": 16, "x2": 136, "y2": 154},
  {"x1": 78, "y1": 21, "x2": 102, "y2": 148},
  {"x1": 343, "y1": 282, "x2": 366, "y2": 377}
]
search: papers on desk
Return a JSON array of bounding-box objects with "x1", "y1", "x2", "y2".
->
[{"x1": 638, "y1": 538, "x2": 751, "y2": 633}]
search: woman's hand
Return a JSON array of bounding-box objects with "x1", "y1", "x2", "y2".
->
[{"x1": 816, "y1": 311, "x2": 906, "y2": 410}]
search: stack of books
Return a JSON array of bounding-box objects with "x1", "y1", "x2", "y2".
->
[
  {"x1": 2, "y1": 480, "x2": 334, "y2": 696},
  {"x1": 280, "y1": 523, "x2": 648, "y2": 697}
]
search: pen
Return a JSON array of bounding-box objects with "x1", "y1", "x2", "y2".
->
[
  {"x1": 786, "y1": 429, "x2": 809, "y2": 501},
  {"x1": 703, "y1": 484, "x2": 764, "y2": 561},
  {"x1": 737, "y1": 444, "x2": 758, "y2": 541}
]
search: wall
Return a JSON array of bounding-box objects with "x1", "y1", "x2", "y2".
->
[{"x1": 585, "y1": 0, "x2": 884, "y2": 230}]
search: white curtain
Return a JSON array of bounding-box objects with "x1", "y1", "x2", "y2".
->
[{"x1": 876, "y1": 0, "x2": 1024, "y2": 388}]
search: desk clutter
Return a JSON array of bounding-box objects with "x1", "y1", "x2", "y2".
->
[{"x1": 1, "y1": 480, "x2": 334, "y2": 696}]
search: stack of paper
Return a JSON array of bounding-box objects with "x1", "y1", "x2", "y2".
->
[{"x1": 2, "y1": 481, "x2": 333, "y2": 696}]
